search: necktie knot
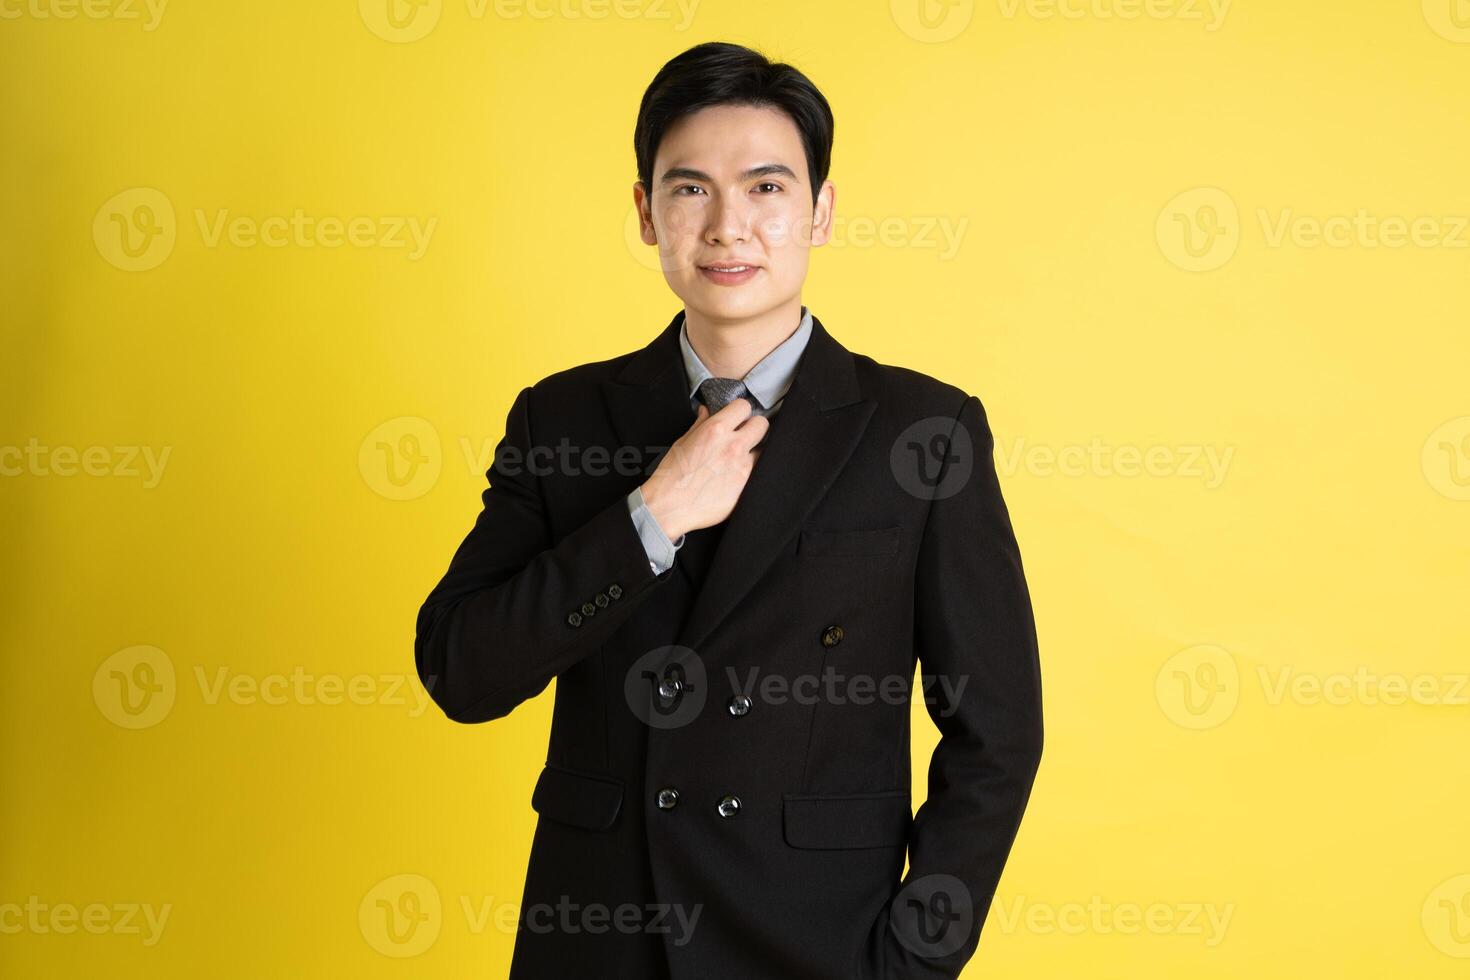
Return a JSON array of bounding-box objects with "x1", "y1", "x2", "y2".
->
[{"x1": 696, "y1": 377, "x2": 751, "y2": 412}]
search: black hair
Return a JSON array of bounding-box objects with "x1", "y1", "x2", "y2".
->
[{"x1": 634, "y1": 42, "x2": 834, "y2": 208}]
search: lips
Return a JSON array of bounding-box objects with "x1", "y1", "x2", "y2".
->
[
  {"x1": 697, "y1": 263, "x2": 761, "y2": 285},
  {"x1": 695, "y1": 257, "x2": 763, "y2": 287}
]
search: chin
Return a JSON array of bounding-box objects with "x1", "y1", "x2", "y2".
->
[{"x1": 685, "y1": 286, "x2": 776, "y2": 320}]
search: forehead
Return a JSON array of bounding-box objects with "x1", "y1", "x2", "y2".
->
[{"x1": 655, "y1": 103, "x2": 805, "y2": 171}]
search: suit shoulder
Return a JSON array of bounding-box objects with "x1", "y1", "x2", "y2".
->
[
  {"x1": 523, "y1": 345, "x2": 641, "y2": 399},
  {"x1": 851, "y1": 352, "x2": 974, "y2": 418}
]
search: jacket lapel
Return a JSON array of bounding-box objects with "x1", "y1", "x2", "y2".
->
[
  {"x1": 601, "y1": 310, "x2": 875, "y2": 653},
  {"x1": 600, "y1": 309, "x2": 696, "y2": 480}
]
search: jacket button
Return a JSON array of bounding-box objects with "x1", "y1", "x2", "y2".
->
[
  {"x1": 821, "y1": 625, "x2": 844, "y2": 648},
  {"x1": 717, "y1": 795, "x2": 741, "y2": 818},
  {"x1": 594, "y1": 592, "x2": 610, "y2": 608},
  {"x1": 607, "y1": 584, "x2": 623, "y2": 600},
  {"x1": 656, "y1": 787, "x2": 680, "y2": 810},
  {"x1": 567, "y1": 611, "x2": 583, "y2": 627},
  {"x1": 581, "y1": 601, "x2": 596, "y2": 617},
  {"x1": 727, "y1": 695, "x2": 752, "y2": 717}
]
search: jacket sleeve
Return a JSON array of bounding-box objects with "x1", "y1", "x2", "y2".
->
[
  {"x1": 414, "y1": 384, "x2": 674, "y2": 724},
  {"x1": 864, "y1": 394, "x2": 1044, "y2": 978}
]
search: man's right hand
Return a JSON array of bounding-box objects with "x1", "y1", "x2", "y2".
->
[{"x1": 640, "y1": 398, "x2": 769, "y2": 541}]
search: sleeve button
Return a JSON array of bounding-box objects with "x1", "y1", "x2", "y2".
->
[{"x1": 567, "y1": 611, "x2": 583, "y2": 627}]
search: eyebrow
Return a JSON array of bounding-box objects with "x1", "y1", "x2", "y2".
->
[{"x1": 658, "y1": 163, "x2": 801, "y2": 186}]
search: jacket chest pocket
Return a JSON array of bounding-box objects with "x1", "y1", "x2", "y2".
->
[
  {"x1": 782, "y1": 790, "x2": 911, "y2": 849},
  {"x1": 530, "y1": 763, "x2": 625, "y2": 831},
  {"x1": 797, "y1": 525, "x2": 902, "y2": 558}
]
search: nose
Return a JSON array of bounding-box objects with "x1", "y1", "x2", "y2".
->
[{"x1": 704, "y1": 196, "x2": 750, "y2": 246}]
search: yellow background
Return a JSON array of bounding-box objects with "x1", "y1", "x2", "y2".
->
[{"x1": 3, "y1": 0, "x2": 1469, "y2": 976}]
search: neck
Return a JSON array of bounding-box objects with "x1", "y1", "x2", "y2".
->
[{"x1": 683, "y1": 299, "x2": 804, "y2": 380}]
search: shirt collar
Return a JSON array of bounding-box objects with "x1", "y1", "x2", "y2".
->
[{"x1": 678, "y1": 305, "x2": 813, "y2": 411}]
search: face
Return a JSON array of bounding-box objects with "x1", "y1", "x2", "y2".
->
[{"x1": 634, "y1": 103, "x2": 834, "y2": 325}]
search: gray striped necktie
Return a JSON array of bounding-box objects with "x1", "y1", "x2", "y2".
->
[{"x1": 696, "y1": 377, "x2": 752, "y2": 412}]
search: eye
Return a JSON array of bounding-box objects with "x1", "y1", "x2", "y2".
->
[
  {"x1": 675, "y1": 184, "x2": 706, "y2": 196},
  {"x1": 754, "y1": 182, "x2": 782, "y2": 193}
]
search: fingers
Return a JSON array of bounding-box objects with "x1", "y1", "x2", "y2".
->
[
  {"x1": 711, "y1": 397, "x2": 754, "y2": 426},
  {"x1": 734, "y1": 412, "x2": 769, "y2": 450}
]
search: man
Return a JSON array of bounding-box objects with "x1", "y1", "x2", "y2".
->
[{"x1": 415, "y1": 41, "x2": 1043, "y2": 980}]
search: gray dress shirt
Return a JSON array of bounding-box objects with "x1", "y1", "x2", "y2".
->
[{"x1": 626, "y1": 305, "x2": 814, "y2": 575}]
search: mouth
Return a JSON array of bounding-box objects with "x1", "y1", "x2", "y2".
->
[{"x1": 697, "y1": 263, "x2": 761, "y2": 285}]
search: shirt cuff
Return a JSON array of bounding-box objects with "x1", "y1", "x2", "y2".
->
[{"x1": 627, "y1": 485, "x2": 685, "y2": 575}]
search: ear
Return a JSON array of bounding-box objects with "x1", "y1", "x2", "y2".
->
[
  {"x1": 808, "y1": 179, "x2": 836, "y2": 248},
  {"x1": 633, "y1": 182, "x2": 657, "y2": 246}
]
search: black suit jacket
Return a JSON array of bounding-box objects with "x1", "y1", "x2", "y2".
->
[{"x1": 415, "y1": 311, "x2": 1044, "y2": 979}]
